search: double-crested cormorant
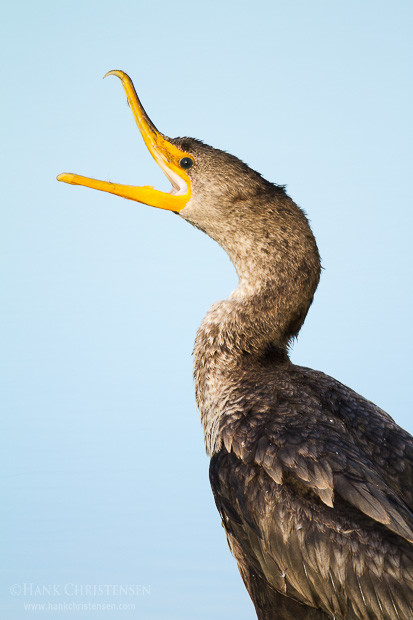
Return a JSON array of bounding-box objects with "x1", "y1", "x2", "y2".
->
[{"x1": 58, "y1": 71, "x2": 413, "y2": 619}]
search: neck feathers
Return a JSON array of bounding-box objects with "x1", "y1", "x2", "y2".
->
[{"x1": 193, "y1": 196, "x2": 321, "y2": 454}]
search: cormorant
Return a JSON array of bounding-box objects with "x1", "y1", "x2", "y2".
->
[{"x1": 58, "y1": 71, "x2": 413, "y2": 619}]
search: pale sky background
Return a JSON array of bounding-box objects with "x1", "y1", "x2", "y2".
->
[{"x1": 1, "y1": 1, "x2": 412, "y2": 618}]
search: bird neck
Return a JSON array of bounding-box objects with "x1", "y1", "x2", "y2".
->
[{"x1": 193, "y1": 211, "x2": 320, "y2": 454}]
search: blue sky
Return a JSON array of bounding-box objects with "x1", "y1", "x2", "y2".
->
[{"x1": 2, "y1": 1, "x2": 412, "y2": 618}]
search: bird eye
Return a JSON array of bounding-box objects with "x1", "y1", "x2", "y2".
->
[{"x1": 179, "y1": 157, "x2": 194, "y2": 170}]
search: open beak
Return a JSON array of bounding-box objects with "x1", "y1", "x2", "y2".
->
[{"x1": 57, "y1": 70, "x2": 191, "y2": 212}]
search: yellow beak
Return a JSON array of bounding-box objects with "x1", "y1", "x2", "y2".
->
[{"x1": 57, "y1": 70, "x2": 192, "y2": 212}]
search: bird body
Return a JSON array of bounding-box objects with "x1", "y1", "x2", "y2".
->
[
  {"x1": 58, "y1": 72, "x2": 413, "y2": 620},
  {"x1": 208, "y1": 362, "x2": 413, "y2": 618},
  {"x1": 187, "y1": 142, "x2": 413, "y2": 618}
]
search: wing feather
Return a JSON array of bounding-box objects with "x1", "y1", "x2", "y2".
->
[{"x1": 209, "y1": 364, "x2": 413, "y2": 618}]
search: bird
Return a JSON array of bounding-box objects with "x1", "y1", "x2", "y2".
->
[{"x1": 58, "y1": 70, "x2": 413, "y2": 619}]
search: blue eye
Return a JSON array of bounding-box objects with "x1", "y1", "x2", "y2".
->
[{"x1": 179, "y1": 157, "x2": 194, "y2": 170}]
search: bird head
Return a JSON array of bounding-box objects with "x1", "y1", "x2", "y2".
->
[
  {"x1": 58, "y1": 70, "x2": 319, "y2": 291},
  {"x1": 58, "y1": 71, "x2": 280, "y2": 241}
]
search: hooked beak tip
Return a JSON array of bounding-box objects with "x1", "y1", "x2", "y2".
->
[{"x1": 103, "y1": 69, "x2": 125, "y2": 81}]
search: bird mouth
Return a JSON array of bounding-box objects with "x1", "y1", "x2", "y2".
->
[{"x1": 57, "y1": 70, "x2": 192, "y2": 212}]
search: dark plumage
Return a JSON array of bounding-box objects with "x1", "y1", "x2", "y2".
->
[
  {"x1": 58, "y1": 73, "x2": 413, "y2": 620},
  {"x1": 173, "y1": 138, "x2": 413, "y2": 619}
]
